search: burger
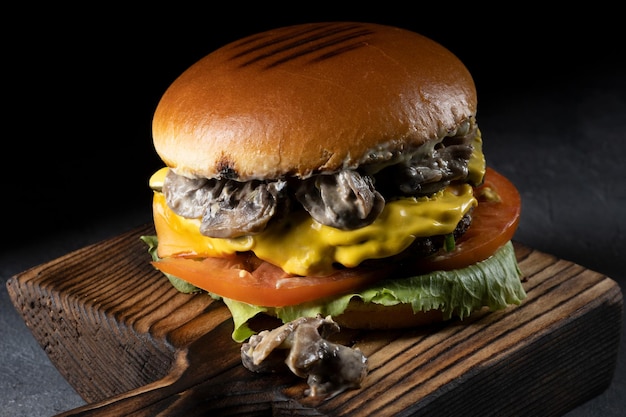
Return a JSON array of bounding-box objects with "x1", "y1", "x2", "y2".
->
[{"x1": 143, "y1": 22, "x2": 525, "y2": 348}]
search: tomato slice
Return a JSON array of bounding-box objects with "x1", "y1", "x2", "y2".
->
[
  {"x1": 410, "y1": 167, "x2": 521, "y2": 271},
  {"x1": 152, "y1": 254, "x2": 391, "y2": 307},
  {"x1": 152, "y1": 168, "x2": 520, "y2": 307}
]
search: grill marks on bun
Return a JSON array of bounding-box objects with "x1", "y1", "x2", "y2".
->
[
  {"x1": 152, "y1": 22, "x2": 477, "y2": 181},
  {"x1": 230, "y1": 23, "x2": 374, "y2": 69}
]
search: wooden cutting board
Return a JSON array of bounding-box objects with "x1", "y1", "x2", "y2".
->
[{"x1": 7, "y1": 224, "x2": 622, "y2": 416}]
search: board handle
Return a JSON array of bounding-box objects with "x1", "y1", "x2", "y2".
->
[{"x1": 54, "y1": 321, "x2": 304, "y2": 416}]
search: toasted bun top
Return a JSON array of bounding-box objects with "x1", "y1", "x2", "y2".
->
[{"x1": 152, "y1": 22, "x2": 477, "y2": 181}]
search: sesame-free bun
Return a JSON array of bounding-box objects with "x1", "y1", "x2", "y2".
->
[
  {"x1": 152, "y1": 22, "x2": 477, "y2": 181},
  {"x1": 250, "y1": 300, "x2": 446, "y2": 332},
  {"x1": 334, "y1": 299, "x2": 445, "y2": 329}
]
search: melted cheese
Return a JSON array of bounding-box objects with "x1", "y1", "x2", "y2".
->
[
  {"x1": 153, "y1": 191, "x2": 254, "y2": 257},
  {"x1": 254, "y1": 185, "x2": 476, "y2": 275},
  {"x1": 152, "y1": 182, "x2": 477, "y2": 276},
  {"x1": 468, "y1": 129, "x2": 486, "y2": 185},
  {"x1": 149, "y1": 167, "x2": 168, "y2": 191}
]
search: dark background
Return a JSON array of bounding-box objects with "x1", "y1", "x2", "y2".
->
[
  {"x1": 5, "y1": 7, "x2": 622, "y2": 251},
  {"x1": 5, "y1": 7, "x2": 623, "y2": 250},
  {"x1": 2, "y1": 5, "x2": 624, "y2": 416}
]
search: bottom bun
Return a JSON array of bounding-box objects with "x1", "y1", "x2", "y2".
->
[
  {"x1": 246, "y1": 300, "x2": 445, "y2": 333},
  {"x1": 334, "y1": 299, "x2": 445, "y2": 329}
]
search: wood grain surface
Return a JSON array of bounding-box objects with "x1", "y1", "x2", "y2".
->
[{"x1": 6, "y1": 224, "x2": 623, "y2": 416}]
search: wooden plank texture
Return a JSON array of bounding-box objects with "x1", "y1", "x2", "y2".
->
[{"x1": 6, "y1": 224, "x2": 623, "y2": 416}]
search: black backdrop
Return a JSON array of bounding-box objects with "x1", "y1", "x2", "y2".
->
[{"x1": 7, "y1": 6, "x2": 622, "y2": 247}]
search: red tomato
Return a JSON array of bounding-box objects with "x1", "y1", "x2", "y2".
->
[
  {"x1": 410, "y1": 167, "x2": 521, "y2": 271},
  {"x1": 152, "y1": 168, "x2": 521, "y2": 307},
  {"x1": 152, "y1": 255, "x2": 391, "y2": 307}
]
